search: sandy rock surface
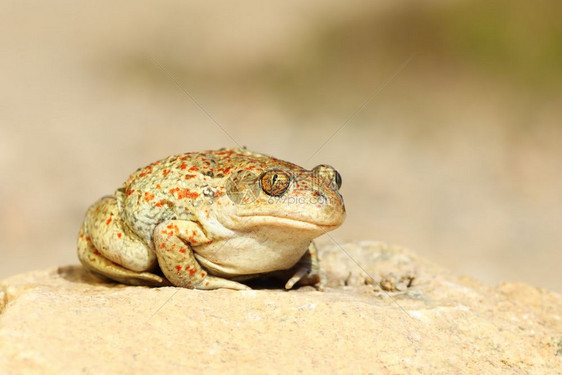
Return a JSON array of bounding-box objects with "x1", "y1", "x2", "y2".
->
[{"x1": 1, "y1": 242, "x2": 561, "y2": 374}]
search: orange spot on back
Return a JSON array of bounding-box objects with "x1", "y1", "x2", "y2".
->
[
  {"x1": 177, "y1": 189, "x2": 199, "y2": 200},
  {"x1": 138, "y1": 167, "x2": 153, "y2": 178},
  {"x1": 105, "y1": 217, "x2": 112, "y2": 225}
]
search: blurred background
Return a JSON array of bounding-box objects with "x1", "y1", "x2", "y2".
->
[{"x1": 1, "y1": 0, "x2": 560, "y2": 292}]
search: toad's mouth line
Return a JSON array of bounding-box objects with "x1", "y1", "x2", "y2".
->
[{"x1": 236, "y1": 214, "x2": 341, "y2": 231}]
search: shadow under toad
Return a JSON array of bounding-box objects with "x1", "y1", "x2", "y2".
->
[{"x1": 56, "y1": 265, "x2": 295, "y2": 290}]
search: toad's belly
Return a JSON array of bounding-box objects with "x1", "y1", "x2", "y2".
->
[{"x1": 193, "y1": 234, "x2": 311, "y2": 277}]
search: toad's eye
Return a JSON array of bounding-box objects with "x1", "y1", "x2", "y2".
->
[
  {"x1": 260, "y1": 169, "x2": 292, "y2": 196},
  {"x1": 312, "y1": 164, "x2": 342, "y2": 190},
  {"x1": 334, "y1": 170, "x2": 342, "y2": 189}
]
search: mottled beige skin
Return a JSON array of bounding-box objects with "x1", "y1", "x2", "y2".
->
[{"x1": 77, "y1": 148, "x2": 345, "y2": 290}]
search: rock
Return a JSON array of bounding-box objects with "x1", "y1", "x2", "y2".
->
[{"x1": 1, "y1": 242, "x2": 561, "y2": 373}]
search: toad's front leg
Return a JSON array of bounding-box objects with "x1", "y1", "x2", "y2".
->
[
  {"x1": 153, "y1": 221, "x2": 250, "y2": 290},
  {"x1": 284, "y1": 241, "x2": 323, "y2": 290}
]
